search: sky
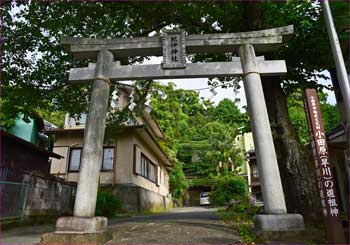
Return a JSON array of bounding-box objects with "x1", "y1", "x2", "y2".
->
[{"x1": 122, "y1": 56, "x2": 337, "y2": 111}]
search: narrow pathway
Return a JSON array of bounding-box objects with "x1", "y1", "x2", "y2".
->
[
  {"x1": 0, "y1": 207, "x2": 240, "y2": 244},
  {"x1": 0, "y1": 223, "x2": 55, "y2": 244},
  {"x1": 108, "y1": 207, "x2": 240, "y2": 244}
]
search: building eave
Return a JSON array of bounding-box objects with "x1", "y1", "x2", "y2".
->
[
  {"x1": 141, "y1": 111, "x2": 165, "y2": 140},
  {"x1": 134, "y1": 127, "x2": 173, "y2": 168},
  {"x1": 1, "y1": 129, "x2": 63, "y2": 159},
  {"x1": 327, "y1": 123, "x2": 346, "y2": 149}
]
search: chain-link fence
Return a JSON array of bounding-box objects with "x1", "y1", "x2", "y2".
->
[{"x1": 0, "y1": 181, "x2": 29, "y2": 221}]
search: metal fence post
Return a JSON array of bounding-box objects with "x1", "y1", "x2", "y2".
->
[{"x1": 20, "y1": 183, "x2": 29, "y2": 222}]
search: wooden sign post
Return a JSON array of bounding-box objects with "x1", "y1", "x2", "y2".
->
[{"x1": 304, "y1": 88, "x2": 345, "y2": 243}]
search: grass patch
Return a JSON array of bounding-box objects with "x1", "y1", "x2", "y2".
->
[
  {"x1": 111, "y1": 207, "x2": 167, "y2": 219},
  {"x1": 217, "y1": 207, "x2": 226, "y2": 212},
  {"x1": 139, "y1": 206, "x2": 167, "y2": 216},
  {"x1": 217, "y1": 202, "x2": 263, "y2": 244},
  {"x1": 218, "y1": 203, "x2": 328, "y2": 244}
]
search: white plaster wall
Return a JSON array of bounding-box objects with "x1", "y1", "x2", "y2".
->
[
  {"x1": 114, "y1": 133, "x2": 134, "y2": 184},
  {"x1": 53, "y1": 131, "x2": 84, "y2": 147},
  {"x1": 50, "y1": 130, "x2": 170, "y2": 197},
  {"x1": 50, "y1": 146, "x2": 69, "y2": 175},
  {"x1": 131, "y1": 134, "x2": 170, "y2": 196}
]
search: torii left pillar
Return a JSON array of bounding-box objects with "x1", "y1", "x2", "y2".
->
[{"x1": 41, "y1": 50, "x2": 114, "y2": 244}]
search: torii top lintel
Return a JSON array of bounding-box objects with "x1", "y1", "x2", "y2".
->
[{"x1": 61, "y1": 25, "x2": 293, "y2": 59}]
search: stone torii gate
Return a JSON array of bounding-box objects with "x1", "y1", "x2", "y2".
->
[{"x1": 42, "y1": 25, "x2": 304, "y2": 244}]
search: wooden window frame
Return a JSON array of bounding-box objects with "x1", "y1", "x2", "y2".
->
[
  {"x1": 140, "y1": 153, "x2": 158, "y2": 184},
  {"x1": 68, "y1": 146, "x2": 115, "y2": 173},
  {"x1": 100, "y1": 147, "x2": 115, "y2": 172},
  {"x1": 68, "y1": 147, "x2": 82, "y2": 172}
]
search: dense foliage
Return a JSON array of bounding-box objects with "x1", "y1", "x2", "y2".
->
[
  {"x1": 168, "y1": 160, "x2": 188, "y2": 200},
  {"x1": 2, "y1": 1, "x2": 348, "y2": 128},
  {"x1": 210, "y1": 175, "x2": 247, "y2": 206},
  {"x1": 149, "y1": 82, "x2": 248, "y2": 198},
  {"x1": 288, "y1": 89, "x2": 340, "y2": 145},
  {"x1": 95, "y1": 190, "x2": 122, "y2": 217}
]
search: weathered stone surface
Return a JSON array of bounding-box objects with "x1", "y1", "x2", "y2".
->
[
  {"x1": 56, "y1": 216, "x2": 108, "y2": 233},
  {"x1": 254, "y1": 214, "x2": 305, "y2": 231},
  {"x1": 112, "y1": 184, "x2": 172, "y2": 212},
  {"x1": 61, "y1": 25, "x2": 293, "y2": 59},
  {"x1": 73, "y1": 50, "x2": 113, "y2": 217},
  {"x1": 238, "y1": 44, "x2": 287, "y2": 214},
  {"x1": 255, "y1": 227, "x2": 327, "y2": 244},
  {"x1": 41, "y1": 230, "x2": 112, "y2": 244},
  {"x1": 24, "y1": 173, "x2": 76, "y2": 219},
  {"x1": 256, "y1": 230, "x2": 307, "y2": 243},
  {"x1": 68, "y1": 60, "x2": 287, "y2": 82}
]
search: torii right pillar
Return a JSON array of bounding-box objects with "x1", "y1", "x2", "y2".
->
[{"x1": 238, "y1": 44, "x2": 305, "y2": 233}]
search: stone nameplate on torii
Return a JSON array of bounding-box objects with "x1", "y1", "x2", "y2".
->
[{"x1": 161, "y1": 30, "x2": 186, "y2": 69}]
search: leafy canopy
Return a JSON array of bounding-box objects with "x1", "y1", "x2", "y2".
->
[{"x1": 3, "y1": 1, "x2": 348, "y2": 127}]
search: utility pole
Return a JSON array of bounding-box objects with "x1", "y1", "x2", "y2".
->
[
  {"x1": 322, "y1": 0, "x2": 350, "y2": 123},
  {"x1": 322, "y1": 1, "x2": 350, "y2": 243}
]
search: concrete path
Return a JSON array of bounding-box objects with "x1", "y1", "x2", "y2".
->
[
  {"x1": 107, "y1": 207, "x2": 240, "y2": 244},
  {"x1": 0, "y1": 207, "x2": 240, "y2": 244},
  {"x1": 0, "y1": 223, "x2": 55, "y2": 244}
]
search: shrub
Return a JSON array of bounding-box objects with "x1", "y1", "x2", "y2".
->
[
  {"x1": 95, "y1": 190, "x2": 122, "y2": 217},
  {"x1": 169, "y1": 161, "x2": 188, "y2": 199},
  {"x1": 217, "y1": 199, "x2": 260, "y2": 244},
  {"x1": 237, "y1": 225, "x2": 256, "y2": 243},
  {"x1": 190, "y1": 178, "x2": 216, "y2": 187},
  {"x1": 210, "y1": 175, "x2": 247, "y2": 206}
]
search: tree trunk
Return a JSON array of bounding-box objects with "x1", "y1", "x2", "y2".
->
[{"x1": 261, "y1": 76, "x2": 322, "y2": 223}]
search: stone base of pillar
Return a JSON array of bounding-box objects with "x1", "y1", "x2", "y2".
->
[
  {"x1": 254, "y1": 214, "x2": 305, "y2": 231},
  {"x1": 41, "y1": 230, "x2": 112, "y2": 244},
  {"x1": 41, "y1": 216, "x2": 112, "y2": 244},
  {"x1": 255, "y1": 230, "x2": 307, "y2": 243}
]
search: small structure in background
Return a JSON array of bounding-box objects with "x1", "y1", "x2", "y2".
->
[
  {"x1": 245, "y1": 150, "x2": 263, "y2": 206},
  {"x1": 235, "y1": 132, "x2": 262, "y2": 206},
  {"x1": 46, "y1": 84, "x2": 173, "y2": 212},
  {"x1": 327, "y1": 124, "x2": 349, "y2": 243},
  {"x1": 1, "y1": 113, "x2": 62, "y2": 182},
  {"x1": 1, "y1": 114, "x2": 74, "y2": 222}
]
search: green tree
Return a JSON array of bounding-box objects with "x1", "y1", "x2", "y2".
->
[
  {"x1": 288, "y1": 89, "x2": 340, "y2": 145},
  {"x1": 210, "y1": 175, "x2": 248, "y2": 206},
  {"x1": 198, "y1": 121, "x2": 241, "y2": 174},
  {"x1": 210, "y1": 98, "x2": 249, "y2": 131},
  {"x1": 150, "y1": 82, "x2": 209, "y2": 197},
  {"x1": 168, "y1": 160, "x2": 188, "y2": 200},
  {"x1": 149, "y1": 82, "x2": 246, "y2": 194}
]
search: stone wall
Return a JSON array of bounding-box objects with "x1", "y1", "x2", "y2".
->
[
  {"x1": 24, "y1": 172, "x2": 76, "y2": 218},
  {"x1": 111, "y1": 184, "x2": 172, "y2": 212}
]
